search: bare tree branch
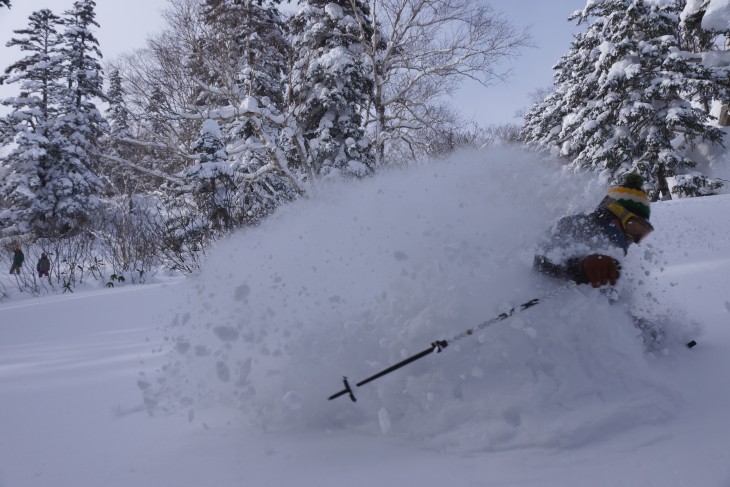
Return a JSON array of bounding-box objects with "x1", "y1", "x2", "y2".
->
[{"x1": 354, "y1": 0, "x2": 531, "y2": 163}]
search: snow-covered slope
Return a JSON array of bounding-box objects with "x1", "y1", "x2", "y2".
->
[{"x1": 1, "y1": 149, "x2": 729, "y2": 487}]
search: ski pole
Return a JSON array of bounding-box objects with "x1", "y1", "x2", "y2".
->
[{"x1": 328, "y1": 284, "x2": 573, "y2": 402}]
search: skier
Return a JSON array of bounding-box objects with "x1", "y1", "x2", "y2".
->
[
  {"x1": 37, "y1": 252, "x2": 51, "y2": 278},
  {"x1": 534, "y1": 173, "x2": 652, "y2": 288},
  {"x1": 533, "y1": 173, "x2": 662, "y2": 347},
  {"x1": 9, "y1": 244, "x2": 24, "y2": 275}
]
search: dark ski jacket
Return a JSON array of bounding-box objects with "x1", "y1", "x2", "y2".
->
[
  {"x1": 37, "y1": 256, "x2": 50, "y2": 273},
  {"x1": 12, "y1": 249, "x2": 24, "y2": 267},
  {"x1": 534, "y1": 209, "x2": 629, "y2": 285}
]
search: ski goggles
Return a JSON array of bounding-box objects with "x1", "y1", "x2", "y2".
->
[{"x1": 605, "y1": 199, "x2": 654, "y2": 243}]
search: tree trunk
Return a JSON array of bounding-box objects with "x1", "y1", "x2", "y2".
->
[
  {"x1": 718, "y1": 104, "x2": 730, "y2": 126},
  {"x1": 656, "y1": 165, "x2": 672, "y2": 201}
]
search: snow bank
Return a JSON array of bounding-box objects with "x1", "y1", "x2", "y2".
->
[{"x1": 145, "y1": 149, "x2": 685, "y2": 453}]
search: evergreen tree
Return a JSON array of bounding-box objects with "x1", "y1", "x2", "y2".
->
[
  {"x1": 146, "y1": 84, "x2": 168, "y2": 137},
  {"x1": 194, "y1": 0, "x2": 299, "y2": 224},
  {"x1": 106, "y1": 68, "x2": 129, "y2": 137},
  {"x1": 1, "y1": 0, "x2": 11, "y2": 9},
  {"x1": 36, "y1": 0, "x2": 108, "y2": 235},
  {"x1": 681, "y1": 0, "x2": 730, "y2": 125},
  {"x1": 0, "y1": 9, "x2": 64, "y2": 236},
  {"x1": 101, "y1": 67, "x2": 142, "y2": 206},
  {"x1": 186, "y1": 119, "x2": 235, "y2": 232},
  {"x1": 290, "y1": 0, "x2": 375, "y2": 179},
  {"x1": 523, "y1": 0, "x2": 727, "y2": 199},
  {"x1": 681, "y1": 0, "x2": 718, "y2": 53},
  {"x1": 128, "y1": 83, "x2": 183, "y2": 186},
  {"x1": 196, "y1": 0, "x2": 288, "y2": 110}
]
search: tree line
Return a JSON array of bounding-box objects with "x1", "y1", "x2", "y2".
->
[
  {"x1": 0, "y1": 0, "x2": 728, "y2": 288},
  {"x1": 524, "y1": 0, "x2": 730, "y2": 199},
  {"x1": 0, "y1": 0, "x2": 528, "y2": 282}
]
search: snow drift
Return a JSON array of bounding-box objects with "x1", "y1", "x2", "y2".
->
[{"x1": 144, "y1": 148, "x2": 691, "y2": 453}]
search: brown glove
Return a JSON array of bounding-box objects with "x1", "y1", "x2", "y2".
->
[{"x1": 581, "y1": 254, "x2": 620, "y2": 288}]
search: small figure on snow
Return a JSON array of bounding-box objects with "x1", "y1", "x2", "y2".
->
[
  {"x1": 534, "y1": 174, "x2": 663, "y2": 348},
  {"x1": 37, "y1": 252, "x2": 50, "y2": 278},
  {"x1": 10, "y1": 244, "x2": 24, "y2": 275}
]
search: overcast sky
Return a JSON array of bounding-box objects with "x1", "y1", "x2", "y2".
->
[{"x1": 0, "y1": 0, "x2": 587, "y2": 126}]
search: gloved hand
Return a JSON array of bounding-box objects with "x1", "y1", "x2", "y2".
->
[{"x1": 581, "y1": 254, "x2": 620, "y2": 288}]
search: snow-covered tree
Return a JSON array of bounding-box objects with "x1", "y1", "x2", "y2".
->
[
  {"x1": 27, "y1": 0, "x2": 108, "y2": 236},
  {"x1": 0, "y1": 9, "x2": 64, "y2": 236},
  {"x1": 1, "y1": 0, "x2": 11, "y2": 9},
  {"x1": 290, "y1": 0, "x2": 375, "y2": 178},
  {"x1": 523, "y1": 0, "x2": 728, "y2": 200},
  {"x1": 99, "y1": 67, "x2": 147, "y2": 208},
  {"x1": 681, "y1": 0, "x2": 730, "y2": 125},
  {"x1": 194, "y1": 0, "x2": 288, "y2": 108},
  {"x1": 106, "y1": 68, "x2": 129, "y2": 137},
  {"x1": 191, "y1": 0, "x2": 301, "y2": 222},
  {"x1": 186, "y1": 119, "x2": 236, "y2": 232}
]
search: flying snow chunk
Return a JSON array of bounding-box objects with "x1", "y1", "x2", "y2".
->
[
  {"x1": 378, "y1": 408, "x2": 392, "y2": 435},
  {"x1": 234, "y1": 284, "x2": 251, "y2": 301},
  {"x1": 216, "y1": 361, "x2": 230, "y2": 382},
  {"x1": 283, "y1": 391, "x2": 303, "y2": 411},
  {"x1": 393, "y1": 250, "x2": 408, "y2": 261},
  {"x1": 214, "y1": 326, "x2": 239, "y2": 342}
]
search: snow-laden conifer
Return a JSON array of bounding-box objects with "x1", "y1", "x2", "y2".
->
[
  {"x1": 0, "y1": 9, "x2": 64, "y2": 236},
  {"x1": 523, "y1": 0, "x2": 728, "y2": 199},
  {"x1": 186, "y1": 119, "x2": 236, "y2": 232},
  {"x1": 289, "y1": 0, "x2": 375, "y2": 178},
  {"x1": 33, "y1": 0, "x2": 108, "y2": 235},
  {"x1": 190, "y1": 0, "x2": 300, "y2": 224},
  {"x1": 106, "y1": 68, "x2": 129, "y2": 137}
]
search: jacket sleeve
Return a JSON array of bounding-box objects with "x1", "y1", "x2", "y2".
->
[
  {"x1": 533, "y1": 255, "x2": 588, "y2": 284},
  {"x1": 533, "y1": 215, "x2": 590, "y2": 285}
]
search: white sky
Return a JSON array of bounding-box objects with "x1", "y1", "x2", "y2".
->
[
  {"x1": 0, "y1": 0, "x2": 587, "y2": 126},
  {"x1": 454, "y1": 0, "x2": 586, "y2": 125}
]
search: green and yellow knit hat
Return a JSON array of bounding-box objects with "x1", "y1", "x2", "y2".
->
[{"x1": 607, "y1": 173, "x2": 651, "y2": 220}]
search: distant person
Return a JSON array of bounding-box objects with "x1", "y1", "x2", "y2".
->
[
  {"x1": 534, "y1": 173, "x2": 660, "y2": 346},
  {"x1": 10, "y1": 244, "x2": 25, "y2": 275},
  {"x1": 37, "y1": 252, "x2": 51, "y2": 278}
]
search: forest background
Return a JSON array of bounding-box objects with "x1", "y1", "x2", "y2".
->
[{"x1": 0, "y1": 0, "x2": 728, "y2": 298}]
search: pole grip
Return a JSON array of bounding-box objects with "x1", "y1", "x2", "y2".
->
[{"x1": 328, "y1": 377, "x2": 357, "y2": 402}]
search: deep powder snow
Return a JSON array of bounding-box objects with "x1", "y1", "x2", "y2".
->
[{"x1": 144, "y1": 148, "x2": 695, "y2": 453}]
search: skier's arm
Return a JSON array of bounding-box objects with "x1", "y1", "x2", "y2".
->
[
  {"x1": 533, "y1": 215, "x2": 590, "y2": 284},
  {"x1": 533, "y1": 254, "x2": 588, "y2": 284}
]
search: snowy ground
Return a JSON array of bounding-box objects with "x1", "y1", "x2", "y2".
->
[{"x1": 1, "y1": 149, "x2": 730, "y2": 487}]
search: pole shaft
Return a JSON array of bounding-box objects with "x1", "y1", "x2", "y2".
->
[
  {"x1": 328, "y1": 285, "x2": 572, "y2": 401},
  {"x1": 356, "y1": 344, "x2": 439, "y2": 387}
]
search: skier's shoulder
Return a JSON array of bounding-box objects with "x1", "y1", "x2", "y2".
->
[{"x1": 555, "y1": 212, "x2": 597, "y2": 234}]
